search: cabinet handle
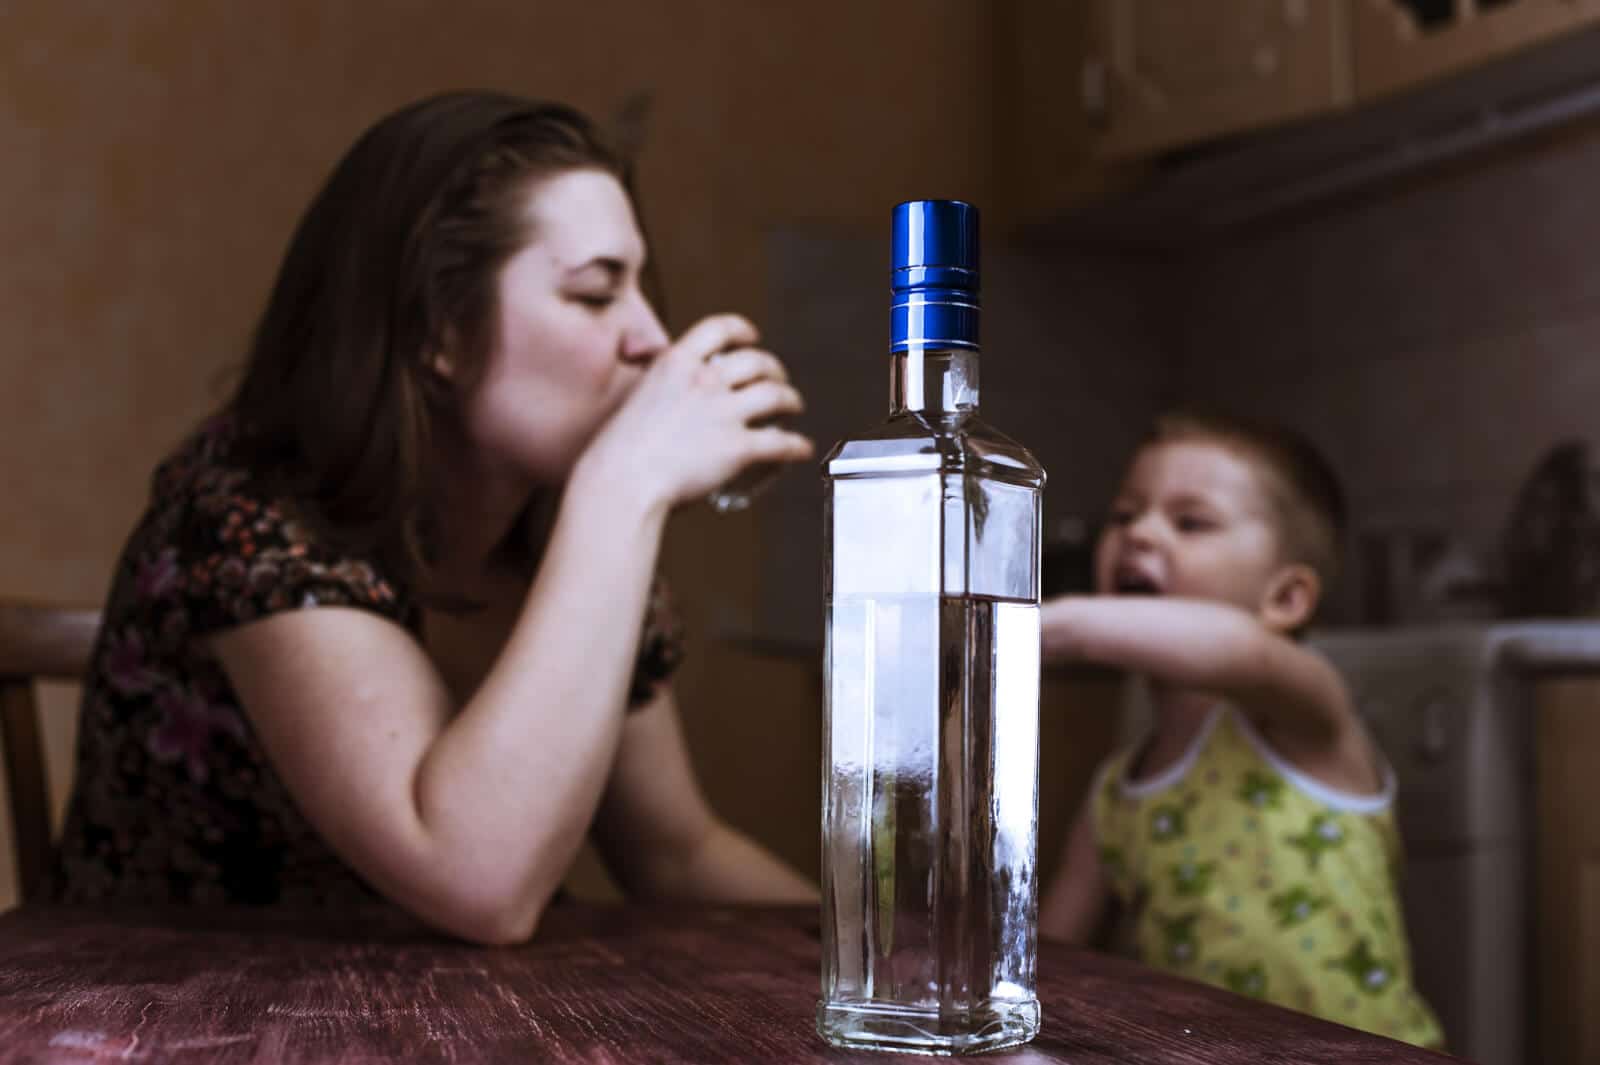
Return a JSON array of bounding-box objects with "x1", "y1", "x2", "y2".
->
[{"x1": 1414, "y1": 691, "x2": 1453, "y2": 764}]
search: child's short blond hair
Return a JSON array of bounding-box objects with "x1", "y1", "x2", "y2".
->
[{"x1": 1145, "y1": 409, "x2": 1347, "y2": 591}]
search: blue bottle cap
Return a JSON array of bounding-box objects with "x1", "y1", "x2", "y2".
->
[
  {"x1": 890, "y1": 200, "x2": 979, "y2": 352},
  {"x1": 892, "y1": 200, "x2": 979, "y2": 293}
]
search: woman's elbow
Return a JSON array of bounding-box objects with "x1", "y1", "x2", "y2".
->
[
  {"x1": 419, "y1": 871, "x2": 557, "y2": 946},
  {"x1": 449, "y1": 896, "x2": 546, "y2": 946},
  {"x1": 475, "y1": 908, "x2": 543, "y2": 947}
]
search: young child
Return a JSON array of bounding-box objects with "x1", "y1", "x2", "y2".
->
[{"x1": 1039, "y1": 410, "x2": 1443, "y2": 1050}]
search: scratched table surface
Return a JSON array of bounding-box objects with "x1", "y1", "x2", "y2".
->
[{"x1": 0, "y1": 903, "x2": 1458, "y2": 1064}]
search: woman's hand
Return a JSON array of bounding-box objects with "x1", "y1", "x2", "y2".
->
[{"x1": 576, "y1": 314, "x2": 814, "y2": 517}]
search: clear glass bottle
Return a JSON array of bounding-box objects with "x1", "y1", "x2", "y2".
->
[{"x1": 818, "y1": 200, "x2": 1046, "y2": 1055}]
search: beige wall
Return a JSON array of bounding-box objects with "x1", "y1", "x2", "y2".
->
[
  {"x1": 0, "y1": 0, "x2": 998, "y2": 597},
  {"x1": 0, "y1": 1, "x2": 1009, "y2": 901}
]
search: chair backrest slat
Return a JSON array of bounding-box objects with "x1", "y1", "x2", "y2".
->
[{"x1": 0, "y1": 601, "x2": 100, "y2": 903}]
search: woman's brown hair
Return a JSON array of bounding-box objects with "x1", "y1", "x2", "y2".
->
[{"x1": 229, "y1": 90, "x2": 632, "y2": 595}]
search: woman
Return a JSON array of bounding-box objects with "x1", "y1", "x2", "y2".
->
[{"x1": 49, "y1": 91, "x2": 817, "y2": 942}]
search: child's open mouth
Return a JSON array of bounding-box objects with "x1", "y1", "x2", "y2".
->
[{"x1": 1113, "y1": 568, "x2": 1163, "y2": 595}]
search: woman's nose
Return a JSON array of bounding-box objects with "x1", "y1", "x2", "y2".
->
[{"x1": 619, "y1": 302, "x2": 669, "y2": 365}]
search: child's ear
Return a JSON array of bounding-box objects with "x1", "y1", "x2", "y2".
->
[{"x1": 1260, "y1": 563, "x2": 1321, "y2": 634}]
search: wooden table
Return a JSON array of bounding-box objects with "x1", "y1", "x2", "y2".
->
[{"x1": 0, "y1": 904, "x2": 1458, "y2": 1064}]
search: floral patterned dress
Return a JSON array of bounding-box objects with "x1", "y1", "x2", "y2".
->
[{"x1": 48, "y1": 414, "x2": 684, "y2": 906}]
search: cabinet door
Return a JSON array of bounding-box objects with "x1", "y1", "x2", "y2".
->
[
  {"x1": 1085, "y1": 0, "x2": 1354, "y2": 158},
  {"x1": 992, "y1": 0, "x2": 1104, "y2": 226},
  {"x1": 1534, "y1": 677, "x2": 1600, "y2": 1065},
  {"x1": 1354, "y1": 0, "x2": 1600, "y2": 102}
]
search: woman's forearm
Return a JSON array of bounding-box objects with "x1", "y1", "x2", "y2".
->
[
  {"x1": 412, "y1": 459, "x2": 671, "y2": 928},
  {"x1": 647, "y1": 820, "x2": 818, "y2": 904}
]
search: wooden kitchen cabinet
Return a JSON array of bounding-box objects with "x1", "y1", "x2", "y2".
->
[
  {"x1": 1533, "y1": 677, "x2": 1600, "y2": 1065},
  {"x1": 994, "y1": 1, "x2": 1600, "y2": 224},
  {"x1": 1038, "y1": 670, "x2": 1124, "y2": 884},
  {"x1": 991, "y1": 0, "x2": 1104, "y2": 227},
  {"x1": 1353, "y1": 0, "x2": 1600, "y2": 103},
  {"x1": 1082, "y1": 0, "x2": 1354, "y2": 159}
]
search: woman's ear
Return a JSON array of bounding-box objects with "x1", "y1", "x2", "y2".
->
[
  {"x1": 1260, "y1": 563, "x2": 1321, "y2": 634},
  {"x1": 426, "y1": 321, "x2": 465, "y2": 382},
  {"x1": 428, "y1": 350, "x2": 457, "y2": 381}
]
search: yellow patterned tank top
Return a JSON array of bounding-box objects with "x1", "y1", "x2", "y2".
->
[{"x1": 1091, "y1": 706, "x2": 1444, "y2": 1050}]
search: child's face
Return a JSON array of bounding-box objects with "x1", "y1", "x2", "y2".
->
[{"x1": 1095, "y1": 438, "x2": 1289, "y2": 616}]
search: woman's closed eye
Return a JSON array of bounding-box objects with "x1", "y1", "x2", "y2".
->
[{"x1": 570, "y1": 291, "x2": 616, "y2": 310}]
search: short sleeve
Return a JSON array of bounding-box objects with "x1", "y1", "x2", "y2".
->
[
  {"x1": 175, "y1": 471, "x2": 413, "y2": 637},
  {"x1": 627, "y1": 576, "x2": 685, "y2": 708}
]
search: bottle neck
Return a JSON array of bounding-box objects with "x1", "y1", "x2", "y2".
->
[{"x1": 889, "y1": 345, "x2": 980, "y2": 416}]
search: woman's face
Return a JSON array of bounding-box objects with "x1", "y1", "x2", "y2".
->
[{"x1": 454, "y1": 168, "x2": 668, "y2": 484}]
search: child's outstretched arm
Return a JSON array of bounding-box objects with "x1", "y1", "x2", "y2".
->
[
  {"x1": 1040, "y1": 805, "x2": 1110, "y2": 945},
  {"x1": 1041, "y1": 595, "x2": 1352, "y2": 745}
]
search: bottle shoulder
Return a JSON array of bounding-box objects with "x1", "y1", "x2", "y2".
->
[{"x1": 823, "y1": 412, "x2": 1045, "y2": 486}]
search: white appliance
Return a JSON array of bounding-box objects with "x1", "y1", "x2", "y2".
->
[{"x1": 1312, "y1": 622, "x2": 1600, "y2": 1065}]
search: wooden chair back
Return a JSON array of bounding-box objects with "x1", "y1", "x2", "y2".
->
[{"x1": 0, "y1": 600, "x2": 100, "y2": 902}]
